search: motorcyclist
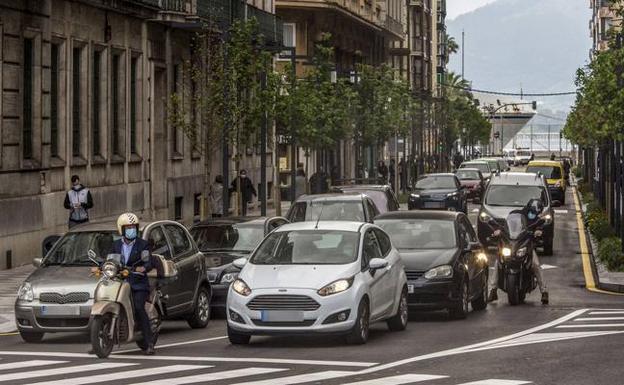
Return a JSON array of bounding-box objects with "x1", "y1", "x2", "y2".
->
[
  {"x1": 488, "y1": 200, "x2": 549, "y2": 305},
  {"x1": 112, "y1": 213, "x2": 155, "y2": 355}
]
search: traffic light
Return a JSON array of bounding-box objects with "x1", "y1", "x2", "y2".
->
[
  {"x1": 531, "y1": 101, "x2": 537, "y2": 110},
  {"x1": 494, "y1": 132, "x2": 500, "y2": 139}
]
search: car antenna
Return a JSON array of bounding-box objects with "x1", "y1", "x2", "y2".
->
[{"x1": 315, "y1": 204, "x2": 325, "y2": 230}]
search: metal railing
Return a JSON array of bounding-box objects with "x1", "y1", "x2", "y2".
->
[
  {"x1": 384, "y1": 16, "x2": 404, "y2": 36},
  {"x1": 233, "y1": 1, "x2": 284, "y2": 46},
  {"x1": 197, "y1": 0, "x2": 233, "y2": 28},
  {"x1": 159, "y1": 0, "x2": 187, "y2": 11}
]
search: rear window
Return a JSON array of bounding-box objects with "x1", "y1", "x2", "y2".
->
[
  {"x1": 415, "y1": 176, "x2": 457, "y2": 189},
  {"x1": 306, "y1": 201, "x2": 365, "y2": 222},
  {"x1": 461, "y1": 163, "x2": 489, "y2": 173},
  {"x1": 456, "y1": 170, "x2": 481, "y2": 180},
  {"x1": 486, "y1": 185, "x2": 547, "y2": 207},
  {"x1": 527, "y1": 166, "x2": 562, "y2": 179}
]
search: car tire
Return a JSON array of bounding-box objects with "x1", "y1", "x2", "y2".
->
[
  {"x1": 449, "y1": 279, "x2": 469, "y2": 319},
  {"x1": 543, "y1": 238, "x2": 554, "y2": 256},
  {"x1": 346, "y1": 298, "x2": 370, "y2": 345},
  {"x1": 471, "y1": 272, "x2": 488, "y2": 311},
  {"x1": 387, "y1": 288, "x2": 408, "y2": 331},
  {"x1": 186, "y1": 286, "x2": 211, "y2": 329},
  {"x1": 227, "y1": 325, "x2": 251, "y2": 345},
  {"x1": 19, "y1": 330, "x2": 44, "y2": 343}
]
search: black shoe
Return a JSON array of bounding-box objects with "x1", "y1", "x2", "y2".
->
[
  {"x1": 488, "y1": 289, "x2": 498, "y2": 302},
  {"x1": 541, "y1": 292, "x2": 549, "y2": 305},
  {"x1": 144, "y1": 344, "x2": 155, "y2": 355}
]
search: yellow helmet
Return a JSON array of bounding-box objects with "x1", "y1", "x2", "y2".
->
[{"x1": 116, "y1": 212, "x2": 139, "y2": 235}]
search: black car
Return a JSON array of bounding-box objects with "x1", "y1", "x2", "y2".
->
[
  {"x1": 408, "y1": 174, "x2": 468, "y2": 213},
  {"x1": 189, "y1": 216, "x2": 289, "y2": 312},
  {"x1": 331, "y1": 185, "x2": 400, "y2": 214},
  {"x1": 375, "y1": 211, "x2": 489, "y2": 319},
  {"x1": 286, "y1": 193, "x2": 380, "y2": 223}
]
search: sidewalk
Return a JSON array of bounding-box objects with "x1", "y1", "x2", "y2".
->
[{"x1": 0, "y1": 264, "x2": 35, "y2": 333}]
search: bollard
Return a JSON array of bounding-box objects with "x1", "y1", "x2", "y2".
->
[{"x1": 6, "y1": 250, "x2": 12, "y2": 270}]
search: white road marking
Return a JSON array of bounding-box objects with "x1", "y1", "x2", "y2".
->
[
  {"x1": 130, "y1": 368, "x2": 289, "y2": 385},
  {"x1": 574, "y1": 317, "x2": 624, "y2": 321},
  {"x1": 556, "y1": 324, "x2": 624, "y2": 328},
  {"x1": 540, "y1": 264, "x2": 558, "y2": 270},
  {"x1": 588, "y1": 311, "x2": 624, "y2": 315},
  {"x1": 232, "y1": 370, "x2": 355, "y2": 385},
  {"x1": 115, "y1": 336, "x2": 228, "y2": 354},
  {"x1": 0, "y1": 362, "x2": 135, "y2": 382},
  {"x1": 467, "y1": 331, "x2": 624, "y2": 350},
  {"x1": 554, "y1": 209, "x2": 569, "y2": 214},
  {"x1": 342, "y1": 374, "x2": 448, "y2": 385},
  {"x1": 456, "y1": 380, "x2": 532, "y2": 385},
  {"x1": 0, "y1": 351, "x2": 376, "y2": 368},
  {"x1": 0, "y1": 360, "x2": 66, "y2": 371},
  {"x1": 29, "y1": 364, "x2": 209, "y2": 385}
]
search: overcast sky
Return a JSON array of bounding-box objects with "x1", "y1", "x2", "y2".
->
[{"x1": 446, "y1": 0, "x2": 498, "y2": 20}]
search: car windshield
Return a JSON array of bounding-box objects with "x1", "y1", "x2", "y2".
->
[
  {"x1": 415, "y1": 176, "x2": 456, "y2": 189},
  {"x1": 344, "y1": 190, "x2": 388, "y2": 213},
  {"x1": 44, "y1": 231, "x2": 121, "y2": 266},
  {"x1": 306, "y1": 201, "x2": 365, "y2": 222},
  {"x1": 456, "y1": 170, "x2": 480, "y2": 180},
  {"x1": 506, "y1": 213, "x2": 527, "y2": 240},
  {"x1": 486, "y1": 185, "x2": 546, "y2": 207},
  {"x1": 461, "y1": 163, "x2": 489, "y2": 173},
  {"x1": 251, "y1": 230, "x2": 360, "y2": 265},
  {"x1": 517, "y1": 151, "x2": 531, "y2": 156},
  {"x1": 190, "y1": 224, "x2": 264, "y2": 252},
  {"x1": 376, "y1": 219, "x2": 456, "y2": 249},
  {"x1": 527, "y1": 166, "x2": 562, "y2": 179}
]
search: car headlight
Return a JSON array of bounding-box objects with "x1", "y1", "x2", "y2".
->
[
  {"x1": 220, "y1": 272, "x2": 238, "y2": 284},
  {"x1": 479, "y1": 212, "x2": 491, "y2": 222},
  {"x1": 318, "y1": 277, "x2": 354, "y2": 296},
  {"x1": 410, "y1": 193, "x2": 420, "y2": 199},
  {"x1": 232, "y1": 279, "x2": 251, "y2": 296},
  {"x1": 102, "y1": 262, "x2": 118, "y2": 279},
  {"x1": 502, "y1": 247, "x2": 512, "y2": 257},
  {"x1": 17, "y1": 282, "x2": 34, "y2": 302},
  {"x1": 516, "y1": 247, "x2": 528, "y2": 258},
  {"x1": 424, "y1": 265, "x2": 453, "y2": 279},
  {"x1": 542, "y1": 213, "x2": 553, "y2": 224},
  {"x1": 447, "y1": 192, "x2": 459, "y2": 198}
]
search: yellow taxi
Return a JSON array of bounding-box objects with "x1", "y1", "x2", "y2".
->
[{"x1": 526, "y1": 160, "x2": 566, "y2": 204}]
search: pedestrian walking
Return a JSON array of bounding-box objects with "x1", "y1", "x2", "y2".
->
[
  {"x1": 389, "y1": 159, "x2": 396, "y2": 190},
  {"x1": 210, "y1": 175, "x2": 224, "y2": 217},
  {"x1": 63, "y1": 175, "x2": 93, "y2": 228},
  {"x1": 309, "y1": 167, "x2": 329, "y2": 194},
  {"x1": 230, "y1": 170, "x2": 257, "y2": 216},
  {"x1": 377, "y1": 161, "x2": 388, "y2": 184},
  {"x1": 399, "y1": 159, "x2": 406, "y2": 191}
]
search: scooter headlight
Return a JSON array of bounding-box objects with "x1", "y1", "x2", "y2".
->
[
  {"x1": 479, "y1": 212, "x2": 492, "y2": 222},
  {"x1": 501, "y1": 247, "x2": 512, "y2": 258},
  {"x1": 102, "y1": 262, "x2": 118, "y2": 279}
]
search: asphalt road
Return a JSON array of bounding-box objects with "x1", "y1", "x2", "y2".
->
[{"x1": 0, "y1": 186, "x2": 622, "y2": 385}]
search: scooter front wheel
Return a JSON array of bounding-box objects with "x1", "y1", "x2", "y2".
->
[
  {"x1": 506, "y1": 274, "x2": 520, "y2": 306},
  {"x1": 90, "y1": 314, "x2": 114, "y2": 358}
]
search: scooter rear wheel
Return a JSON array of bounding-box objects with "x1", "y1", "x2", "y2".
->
[{"x1": 90, "y1": 314, "x2": 114, "y2": 358}]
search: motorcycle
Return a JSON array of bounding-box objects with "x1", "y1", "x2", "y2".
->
[
  {"x1": 485, "y1": 201, "x2": 544, "y2": 306},
  {"x1": 89, "y1": 251, "x2": 177, "y2": 358}
]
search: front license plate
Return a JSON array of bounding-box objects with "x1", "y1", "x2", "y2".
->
[
  {"x1": 260, "y1": 310, "x2": 304, "y2": 322},
  {"x1": 424, "y1": 202, "x2": 443, "y2": 209},
  {"x1": 40, "y1": 305, "x2": 80, "y2": 316},
  {"x1": 408, "y1": 285, "x2": 415, "y2": 294}
]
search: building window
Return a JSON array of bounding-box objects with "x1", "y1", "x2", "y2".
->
[
  {"x1": 174, "y1": 196, "x2": 183, "y2": 220},
  {"x1": 23, "y1": 39, "x2": 34, "y2": 160},
  {"x1": 112, "y1": 53, "x2": 122, "y2": 156},
  {"x1": 194, "y1": 193, "x2": 201, "y2": 216},
  {"x1": 281, "y1": 23, "x2": 296, "y2": 57},
  {"x1": 72, "y1": 47, "x2": 82, "y2": 157},
  {"x1": 130, "y1": 56, "x2": 138, "y2": 154},
  {"x1": 172, "y1": 63, "x2": 180, "y2": 155},
  {"x1": 50, "y1": 43, "x2": 60, "y2": 158},
  {"x1": 92, "y1": 50, "x2": 102, "y2": 157}
]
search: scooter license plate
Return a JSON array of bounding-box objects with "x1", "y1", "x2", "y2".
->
[
  {"x1": 260, "y1": 310, "x2": 304, "y2": 322},
  {"x1": 408, "y1": 285, "x2": 415, "y2": 294}
]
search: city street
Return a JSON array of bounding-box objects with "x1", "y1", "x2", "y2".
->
[{"x1": 0, "y1": 188, "x2": 621, "y2": 385}]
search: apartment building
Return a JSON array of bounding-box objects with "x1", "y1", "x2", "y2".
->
[{"x1": 590, "y1": 0, "x2": 623, "y2": 55}]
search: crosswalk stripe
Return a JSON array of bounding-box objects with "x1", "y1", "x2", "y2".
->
[
  {"x1": 131, "y1": 367, "x2": 289, "y2": 385},
  {"x1": 0, "y1": 362, "x2": 135, "y2": 382},
  {"x1": 456, "y1": 380, "x2": 532, "y2": 385},
  {"x1": 28, "y1": 364, "x2": 210, "y2": 385},
  {"x1": 232, "y1": 370, "x2": 355, "y2": 385},
  {"x1": 0, "y1": 360, "x2": 66, "y2": 371},
  {"x1": 557, "y1": 324, "x2": 624, "y2": 328},
  {"x1": 574, "y1": 317, "x2": 624, "y2": 321},
  {"x1": 342, "y1": 374, "x2": 449, "y2": 385},
  {"x1": 588, "y1": 311, "x2": 624, "y2": 315}
]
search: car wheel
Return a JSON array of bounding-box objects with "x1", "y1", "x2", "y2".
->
[
  {"x1": 449, "y1": 279, "x2": 469, "y2": 320},
  {"x1": 347, "y1": 298, "x2": 370, "y2": 345},
  {"x1": 19, "y1": 330, "x2": 44, "y2": 343},
  {"x1": 471, "y1": 272, "x2": 488, "y2": 311},
  {"x1": 387, "y1": 288, "x2": 408, "y2": 331},
  {"x1": 227, "y1": 325, "x2": 251, "y2": 345},
  {"x1": 186, "y1": 286, "x2": 211, "y2": 329},
  {"x1": 543, "y1": 238, "x2": 554, "y2": 256}
]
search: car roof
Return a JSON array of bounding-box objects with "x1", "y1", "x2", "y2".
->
[
  {"x1": 420, "y1": 173, "x2": 456, "y2": 178},
  {"x1": 338, "y1": 185, "x2": 390, "y2": 191},
  {"x1": 489, "y1": 172, "x2": 545, "y2": 186},
  {"x1": 375, "y1": 210, "x2": 461, "y2": 221},
  {"x1": 462, "y1": 160, "x2": 488, "y2": 164},
  {"x1": 296, "y1": 192, "x2": 366, "y2": 202},
  {"x1": 456, "y1": 168, "x2": 482, "y2": 172},
  {"x1": 67, "y1": 219, "x2": 180, "y2": 233},
  {"x1": 528, "y1": 160, "x2": 562, "y2": 167},
  {"x1": 191, "y1": 216, "x2": 269, "y2": 227},
  {"x1": 275, "y1": 221, "x2": 368, "y2": 233}
]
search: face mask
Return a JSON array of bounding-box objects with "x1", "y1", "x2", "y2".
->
[
  {"x1": 124, "y1": 227, "x2": 138, "y2": 240},
  {"x1": 241, "y1": 174, "x2": 247, "y2": 179},
  {"x1": 528, "y1": 212, "x2": 537, "y2": 220},
  {"x1": 73, "y1": 184, "x2": 81, "y2": 190}
]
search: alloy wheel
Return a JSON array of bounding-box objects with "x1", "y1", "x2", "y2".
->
[{"x1": 198, "y1": 292, "x2": 210, "y2": 323}]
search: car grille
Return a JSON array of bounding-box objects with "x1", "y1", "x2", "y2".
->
[
  {"x1": 36, "y1": 318, "x2": 89, "y2": 328},
  {"x1": 405, "y1": 271, "x2": 425, "y2": 281},
  {"x1": 247, "y1": 295, "x2": 320, "y2": 311},
  {"x1": 252, "y1": 319, "x2": 316, "y2": 327},
  {"x1": 39, "y1": 292, "x2": 90, "y2": 304}
]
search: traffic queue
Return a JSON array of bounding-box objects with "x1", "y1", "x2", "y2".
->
[{"x1": 14, "y1": 156, "x2": 566, "y2": 354}]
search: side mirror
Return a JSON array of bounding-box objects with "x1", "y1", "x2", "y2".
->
[
  {"x1": 233, "y1": 257, "x2": 248, "y2": 270},
  {"x1": 552, "y1": 200, "x2": 562, "y2": 208},
  {"x1": 33, "y1": 258, "x2": 42, "y2": 268},
  {"x1": 369, "y1": 258, "x2": 389, "y2": 272}
]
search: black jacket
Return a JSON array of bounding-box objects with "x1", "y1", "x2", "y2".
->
[
  {"x1": 111, "y1": 238, "x2": 153, "y2": 292},
  {"x1": 230, "y1": 177, "x2": 257, "y2": 203}
]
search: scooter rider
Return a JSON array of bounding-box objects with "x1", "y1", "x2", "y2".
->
[
  {"x1": 488, "y1": 200, "x2": 549, "y2": 305},
  {"x1": 112, "y1": 213, "x2": 155, "y2": 355}
]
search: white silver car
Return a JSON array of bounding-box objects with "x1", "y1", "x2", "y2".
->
[{"x1": 226, "y1": 221, "x2": 408, "y2": 345}]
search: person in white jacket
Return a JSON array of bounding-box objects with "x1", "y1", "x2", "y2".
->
[{"x1": 63, "y1": 175, "x2": 94, "y2": 228}]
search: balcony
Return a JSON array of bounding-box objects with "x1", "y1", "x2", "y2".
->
[
  {"x1": 383, "y1": 16, "x2": 404, "y2": 38},
  {"x1": 235, "y1": 1, "x2": 284, "y2": 46}
]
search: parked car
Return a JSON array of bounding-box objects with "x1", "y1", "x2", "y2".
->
[
  {"x1": 332, "y1": 185, "x2": 399, "y2": 214},
  {"x1": 455, "y1": 168, "x2": 486, "y2": 203},
  {"x1": 408, "y1": 174, "x2": 468, "y2": 213},
  {"x1": 514, "y1": 149, "x2": 532, "y2": 166},
  {"x1": 286, "y1": 193, "x2": 380, "y2": 223},
  {"x1": 189, "y1": 216, "x2": 289, "y2": 312},
  {"x1": 459, "y1": 161, "x2": 493, "y2": 183},
  {"x1": 375, "y1": 211, "x2": 488, "y2": 318},
  {"x1": 477, "y1": 172, "x2": 557, "y2": 255},
  {"x1": 526, "y1": 160, "x2": 567, "y2": 204},
  {"x1": 15, "y1": 220, "x2": 211, "y2": 342},
  {"x1": 226, "y1": 221, "x2": 408, "y2": 344}
]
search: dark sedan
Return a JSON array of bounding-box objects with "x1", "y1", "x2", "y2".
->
[
  {"x1": 375, "y1": 211, "x2": 489, "y2": 319},
  {"x1": 455, "y1": 168, "x2": 485, "y2": 203},
  {"x1": 408, "y1": 174, "x2": 468, "y2": 213},
  {"x1": 189, "y1": 216, "x2": 288, "y2": 312}
]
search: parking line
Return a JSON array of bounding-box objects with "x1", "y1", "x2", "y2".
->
[
  {"x1": 574, "y1": 317, "x2": 624, "y2": 321},
  {"x1": 556, "y1": 324, "x2": 624, "y2": 328},
  {"x1": 589, "y1": 311, "x2": 624, "y2": 315},
  {"x1": 342, "y1": 374, "x2": 448, "y2": 385},
  {"x1": 0, "y1": 360, "x2": 66, "y2": 371},
  {"x1": 0, "y1": 362, "x2": 135, "y2": 382},
  {"x1": 455, "y1": 380, "x2": 532, "y2": 385},
  {"x1": 130, "y1": 368, "x2": 289, "y2": 385}
]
